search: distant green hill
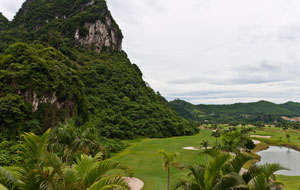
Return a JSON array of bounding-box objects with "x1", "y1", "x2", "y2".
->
[
  {"x1": 169, "y1": 99, "x2": 300, "y2": 124},
  {"x1": 280, "y1": 101, "x2": 300, "y2": 115}
]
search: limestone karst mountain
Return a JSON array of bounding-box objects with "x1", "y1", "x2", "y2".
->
[{"x1": 0, "y1": 0, "x2": 198, "y2": 139}]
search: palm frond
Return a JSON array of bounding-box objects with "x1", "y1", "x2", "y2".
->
[
  {"x1": 204, "y1": 153, "x2": 231, "y2": 190},
  {"x1": 83, "y1": 160, "x2": 133, "y2": 188},
  {"x1": 73, "y1": 154, "x2": 96, "y2": 181},
  {"x1": 214, "y1": 172, "x2": 246, "y2": 190},
  {"x1": 186, "y1": 165, "x2": 205, "y2": 188},
  {"x1": 0, "y1": 184, "x2": 8, "y2": 190},
  {"x1": 158, "y1": 150, "x2": 179, "y2": 170},
  {"x1": 0, "y1": 167, "x2": 21, "y2": 186},
  {"x1": 86, "y1": 176, "x2": 129, "y2": 190},
  {"x1": 223, "y1": 153, "x2": 254, "y2": 174},
  {"x1": 257, "y1": 163, "x2": 288, "y2": 180},
  {"x1": 247, "y1": 174, "x2": 269, "y2": 190},
  {"x1": 19, "y1": 128, "x2": 51, "y2": 164},
  {"x1": 62, "y1": 168, "x2": 81, "y2": 190},
  {"x1": 202, "y1": 148, "x2": 221, "y2": 158}
]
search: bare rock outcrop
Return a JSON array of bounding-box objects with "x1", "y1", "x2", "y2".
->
[{"x1": 75, "y1": 15, "x2": 122, "y2": 53}]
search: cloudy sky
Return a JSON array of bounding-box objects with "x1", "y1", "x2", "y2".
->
[{"x1": 1, "y1": 0, "x2": 300, "y2": 104}]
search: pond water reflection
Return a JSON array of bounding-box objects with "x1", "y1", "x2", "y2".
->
[{"x1": 257, "y1": 146, "x2": 300, "y2": 176}]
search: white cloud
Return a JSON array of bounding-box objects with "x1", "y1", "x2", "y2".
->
[
  {"x1": 0, "y1": 0, "x2": 24, "y2": 20},
  {"x1": 1, "y1": 0, "x2": 300, "y2": 104}
]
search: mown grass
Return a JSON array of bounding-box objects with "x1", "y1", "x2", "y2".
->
[
  {"x1": 111, "y1": 130, "x2": 215, "y2": 190},
  {"x1": 277, "y1": 175, "x2": 300, "y2": 190},
  {"x1": 252, "y1": 126, "x2": 300, "y2": 148}
]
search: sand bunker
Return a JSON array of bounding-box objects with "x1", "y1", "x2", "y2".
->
[
  {"x1": 183, "y1": 146, "x2": 212, "y2": 150},
  {"x1": 251, "y1": 135, "x2": 271, "y2": 139},
  {"x1": 252, "y1": 140, "x2": 261, "y2": 144},
  {"x1": 201, "y1": 147, "x2": 212, "y2": 150},
  {"x1": 183, "y1": 147, "x2": 200, "y2": 150},
  {"x1": 124, "y1": 177, "x2": 144, "y2": 190}
]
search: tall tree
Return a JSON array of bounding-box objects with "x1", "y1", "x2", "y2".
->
[
  {"x1": 49, "y1": 121, "x2": 103, "y2": 163},
  {"x1": 200, "y1": 140, "x2": 210, "y2": 164},
  {"x1": 286, "y1": 134, "x2": 291, "y2": 142},
  {"x1": 211, "y1": 130, "x2": 221, "y2": 146},
  {"x1": 158, "y1": 150, "x2": 183, "y2": 190}
]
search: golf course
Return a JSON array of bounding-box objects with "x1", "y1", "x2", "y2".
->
[{"x1": 111, "y1": 126, "x2": 300, "y2": 190}]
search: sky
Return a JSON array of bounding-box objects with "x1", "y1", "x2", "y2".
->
[{"x1": 1, "y1": 0, "x2": 300, "y2": 104}]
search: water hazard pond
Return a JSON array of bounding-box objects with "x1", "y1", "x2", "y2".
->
[{"x1": 257, "y1": 146, "x2": 300, "y2": 176}]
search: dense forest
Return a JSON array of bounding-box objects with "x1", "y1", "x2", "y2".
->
[
  {"x1": 0, "y1": 0, "x2": 199, "y2": 161},
  {"x1": 169, "y1": 99, "x2": 300, "y2": 124}
]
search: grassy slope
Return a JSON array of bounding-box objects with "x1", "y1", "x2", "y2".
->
[
  {"x1": 111, "y1": 130, "x2": 214, "y2": 190},
  {"x1": 111, "y1": 127, "x2": 300, "y2": 190}
]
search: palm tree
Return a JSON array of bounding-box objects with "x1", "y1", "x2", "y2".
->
[
  {"x1": 49, "y1": 121, "x2": 103, "y2": 163},
  {"x1": 211, "y1": 130, "x2": 221, "y2": 146},
  {"x1": 244, "y1": 163, "x2": 287, "y2": 190},
  {"x1": 158, "y1": 150, "x2": 183, "y2": 190},
  {"x1": 0, "y1": 129, "x2": 63, "y2": 190},
  {"x1": 63, "y1": 153, "x2": 133, "y2": 190},
  {"x1": 0, "y1": 129, "x2": 133, "y2": 190},
  {"x1": 286, "y1": 134, "x2": 291, "y2": 142},
  {"x1": 175, "y1": 149, "x2": 286, "y2": 190},
  {"x1": 200, "y1": 140, "x2": 210, "y2": 164}
]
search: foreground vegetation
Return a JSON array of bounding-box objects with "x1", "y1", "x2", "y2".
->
[{"x1": 0, "y1": 129, "x2": 132, "y2": 190}]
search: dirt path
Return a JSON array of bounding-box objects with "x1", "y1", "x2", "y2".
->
[
  {"x1": 124, "y1": 177, "x2": 144, "y2": 190},
  {"x1": 252, "y1": 140, "x2": 261, "y2": 144}
]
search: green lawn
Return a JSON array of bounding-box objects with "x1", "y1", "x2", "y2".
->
[
  {"x1": 111, "y1": 127, "x2": 300, "y2": 190},
  {"x1": 277, "y1": 175, "x2": 300, "y2": 190},
  {"x1": 111, "y1": 130, "x2": 215, "y2": 190}
]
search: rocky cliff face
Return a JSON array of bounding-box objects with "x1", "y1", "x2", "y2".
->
[
  {"x1": 23, "y1": 90, "x2": 64, "y2": 112},
  {"x1": 23, "y1": 89, "x2": 76, "y2": 129},
  {"x1": 75, "y1": 16, "x2": 122, "y2": 53}
]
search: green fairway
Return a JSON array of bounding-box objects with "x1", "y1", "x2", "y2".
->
[
  {"x1": 111, "y1": 127, "x2": 300, "y2": 190},
  {"x1": 277, "y1": 175, "x2": 300, "y2": 190},
  {"x1": 111, "y1": 130, "x2": 215, "y2": 190},
  {"x1": 252, "y1": 126, "x2": 300, "y2": 147}
]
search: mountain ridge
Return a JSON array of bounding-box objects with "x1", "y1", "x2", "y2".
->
[{"x1": 169, "y1": 99, "x2": 300, "y2": 124}]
